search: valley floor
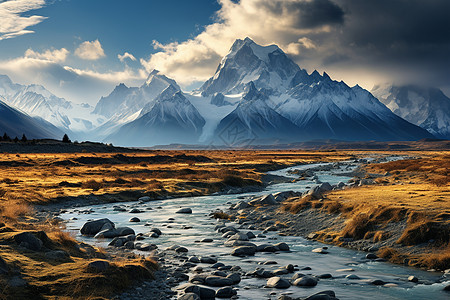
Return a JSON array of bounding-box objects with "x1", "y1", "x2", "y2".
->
[{"x1": 0, "y1": 144, "x2": 448, "y2": 298}]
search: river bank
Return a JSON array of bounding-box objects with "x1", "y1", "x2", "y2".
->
[{"x1": 59, "y1": 152, "x2": 449, "y2": 299}]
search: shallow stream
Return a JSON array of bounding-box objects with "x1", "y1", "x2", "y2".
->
[{"x1": 61, "y1": 156, "x2": 449, "y2": 300}]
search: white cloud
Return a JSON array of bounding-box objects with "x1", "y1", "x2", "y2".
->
[
  {"x1": 24, "y1": 47, "x2": 69, "y2": 63},
  {"x1": 118, "y1": 52, "x2": 136, "y2": 63},
  {"x1": 74, "y1": 40, "x2": 105, "y2": 60},
  {"x1": 0, "y1": 52, "x2": 146, "y2": 105},
  {"x1": 140, "y1": 0, "x2": 344, "y2": 85},
  {"x1": 0, "y1": 0, "x2": 47, "y2": 40}
]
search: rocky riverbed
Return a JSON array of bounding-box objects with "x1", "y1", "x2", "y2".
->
[{"x1": 59, "y1": 157, "x2": 450, "y2": 299}]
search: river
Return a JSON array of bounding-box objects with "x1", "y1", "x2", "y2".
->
[{"x1": 61, "y1": 157, "x2": 449, "y2": 300}]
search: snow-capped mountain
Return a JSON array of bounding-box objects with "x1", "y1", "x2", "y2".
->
[
  {"x1": 213, "y1": 82, "x2": 303, "y2": 145},
  {"x1": 200, "y1": 37, "x2": 299, "y2": 96},
  {"x1": 0, "y1": 75, "x2": 103, "y2": 137},
  {"x1": 106, "y1": 85, "x2": 205, "y2": 146},
  {"x1": 99, "y1": 37, "x2": 433, "y2": 146},
  {"x1": 0, "y1": 95, "x2": 63, "y2": 139},
  {"x1": 92, "y1": 70, "x2": 182, "y2": 139},
  {"x1": 372, "y1": 84, "x2": 450, "y2": 139}
]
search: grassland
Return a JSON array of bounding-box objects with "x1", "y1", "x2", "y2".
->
[
  {"x1": 283, "y1": 151, "x2": 450, "y2": 270},
  {"x1": 0, "y1": 148, "x2": 352, "y2": 299}
]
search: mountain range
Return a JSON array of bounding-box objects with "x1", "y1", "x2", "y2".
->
[
  {"x1": 372, "y1": 84, "x2": 450, "y2": 139},
  {"x1": 0, "y1": 38, "x2": 447, "y2": 146},
  {"x1": 0, "y1": 75, "x2": 104, "y2": 139}
]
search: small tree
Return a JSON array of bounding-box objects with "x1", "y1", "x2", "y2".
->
[
  {"x1": 2, "y1": 133, "x2": 10, "y2": 141},
  {"x1": 21, "y1": 134, "x2": 27, "y2": 142},
  {"x1": 13, "y1": 136, "x2": 19, "y2": 143},
  {"x1": 62, "y1": 134, "x2": 71, "y2": 143}
]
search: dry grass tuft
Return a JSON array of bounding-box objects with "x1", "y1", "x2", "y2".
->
[
  {"x1": 0, "y1": 201, "x2": 33, "y2": 221},
  {"x1": 341, "y1": 213, "x2": 376, "y2": 239}
]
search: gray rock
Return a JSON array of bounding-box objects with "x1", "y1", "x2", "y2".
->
[
  {"x1": 211, "y1": 262, "x2": 225, "y2": 269},
  {"x1": 183, "y1": 284, "x2": 215, "y2": 299},
  {"x1": 80, "y1": 218, "x2": 115, "y2": 236},
  {"x1": 14, "y1": 232, "x2": 43, "y2": 251},
  {"x1": 444, "y1": 284, "x2": 450, "y2": 291},
  {"x1": 188, "y1": 256, "x2": 200, "y2": 263},
  {"x1": 318, "y1": 274, "x2": 332, "y2": 279},
  {"x1": 176, "y1": 208, "x2": 192, "y2": 214},
  {"x1": 305, "y1": 290, "x2": 338, "y2": 300},
  {"x1": 231, "y1": 246, "x2": 256, "y2": 256},
  {"x1": 94, "y1": 228, "x2": 119, "y2": 239},
  {"x1": 116, "y1": 227, "x2": 135, "y2": 236},
  {"x1": 87, "y1": 260, "x2": 110, "y2": 272},
  {"x1": 345, "y1": 274, "x2": 360, "y2": 280},
  {"x1": 151, "y1": 228, "x2": 162, "y2": 235},
  {"x1": 408, "y1": 275, "x2": 419, "y2": 283},
  {"x1": 200, "y1": 238, "x2": 213, "y2": 243},
  {"x1": 129, "y1": 217, "x2": 140, "y2": 222},
  {"x1": 200, "y1": 256, "x2": 217, "y2": 264},
  {"x1": 274, "y1": 242, "x2": 289, "y2": 251},
  {"x1": 134, "y1": 242, "x2": 157, "y2": 251},
  {"x1": 246, "y1": 231, "x2": 256, "y2": 239},
  {"x1": 224, "y1": 240, "x2": 256, "y2": 247},
  {"x1": 273, "y1": 268, "x2": 289, "y2": 275},
  {"x1": 226, "y1": 273, "x2": 241, "y2": 284},
  {"x1": 204, "y1": 276, "x2": 233, "y2": 287},
  {"x1": 312, "y1": 247, "x2": 329, "y2": 254},
  {"x1": 178, "y1": 293, "x2": 200, "y2": 300},
  {"x1": 216, "y1": 286, "x2": 237, "y2": 298},
  {"x1": 267, "y1": 277, "x2": 291, "y2": 289},
  {"x1": 228, "y1": 232, "x2": 249, "y2": 241},
  {"x1": 293, "y1": 275, "x2": 318, "y2": 287},
  {"x1": 365, "y1": 253, "x2": 378, "y2": 259},
  {"x1": 291, "y1": 273, "x2": 306, "y2": 281},
  {"x1": 231, "y1": 201, "x2": 250, "y2": 210},
  {"x1": 371, "y1": 279, "x2": 385, "y2": 285},
  {"x1": 129, "y1": 208, "x2": 142, "y2": 213},
  {"x1": 176, "y1": 246, "x2": 189, "y2": 253},
  {"x1": 257, "y1": 244, "x2": 279, "y2": 252}
]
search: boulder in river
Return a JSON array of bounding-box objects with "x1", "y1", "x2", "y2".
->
[
  {"x1": 305, "y1": 290, "x2": 338, "y2": 300},
  {"x1": 216, "y1": 286, "x2": 237, "y2": 298},
  {"x1": 266, "y1": 276, "x2": 291, "y2": 289},
  {"x1": 226, "y1": 273, "x2": 241, "y2": 284},
  {"x1": 176, "y1": 208, "x2": 192, "y2": 214},
  {"x1": 204, "y1": 276, "x2": 233, "y2": 287},
  {"x1": 129, "y1": 217, "x2": 140, "y2": 222},
  {"x1": 231, "y1": 246, "x2": 256, "y2": 256},
  {"x1": 80, "y1": 218, "x2": 115, "y2": 236},
  {"x1": 228, "y1": 232, "x2": 249, "y2": 241},
  {"x1": 178, "y1": 293, "x2": 200, "y2": 300},
  {"x1": 293, "y1": 275, "x2": 318, "y2": 287}
]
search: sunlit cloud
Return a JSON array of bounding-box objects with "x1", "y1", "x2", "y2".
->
[
  {"x1": 24, "y1": 47, "x2": 69, "y2": 63},
  {"x1": 140, "y1": 0, "x2": 344, "y2": 85},
  {"x1": 118, "y1": 52, "x2": 136, "y2": 63},
  {"x1": 0, "y1": 0, "x2": 47, "y2": 40},
  {"x1": 74, "y1": 39, "x2": 105, "y2": 60}
]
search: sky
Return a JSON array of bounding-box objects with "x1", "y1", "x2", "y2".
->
[{"x1": 0, "y1": 0, "x2": 449, "y2": 105}]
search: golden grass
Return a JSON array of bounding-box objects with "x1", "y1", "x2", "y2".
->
[{"x1": 283, "y1": 151, "x2": 450, "y2": 270}]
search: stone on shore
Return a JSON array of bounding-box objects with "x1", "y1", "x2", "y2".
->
[
  {"x1": 80, "y1": 218, "x2": 115, "y2": 236},
  {"x1": 176, "y1": 208, "x2": 192, "y2": 214}
]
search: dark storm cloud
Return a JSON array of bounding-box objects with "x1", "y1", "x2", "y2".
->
[
  {"x1": 313, "y1": 0, "x2": 450, "y2": 89},
  {"x1": 260, "y1": 0, "x2": 345, "y2": 29}
]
